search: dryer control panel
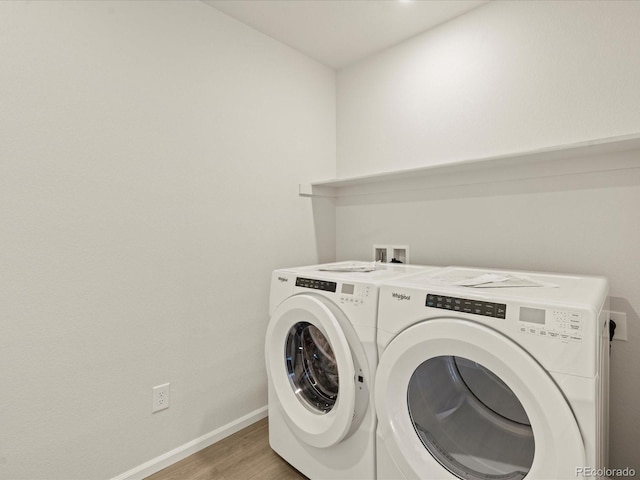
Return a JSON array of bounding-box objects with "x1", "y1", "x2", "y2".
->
[
  {"x1": 518, "y1": 307, "x2": 584, "y2": 343},
  {"x1": 426, "y1": 294, "x2": 507, "y2": 319}
]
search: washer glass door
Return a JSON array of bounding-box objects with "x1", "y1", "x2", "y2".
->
[
  {"x1": 286, "y1": 321, "x2": 339, "y2": 414},
  {"x1": 407, "y1": 355, "x2": 534, "y2": 480},
  {"x1": 266, "y1": 294, "x2": 357, "y2": 448}
]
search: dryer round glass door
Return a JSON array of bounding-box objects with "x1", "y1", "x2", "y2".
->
[
  {"x1": 375, "y1": 318, "x2": 586, "y2": 480},
  {"x1": 407, "y1": 355, "x2": 534, "y2": 479},
  {"x1": 266, "y1": 294, "x2": 357, "y2": 448}
]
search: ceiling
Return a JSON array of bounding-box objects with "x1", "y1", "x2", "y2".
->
[{"x1": 202, "y1": 0, "x2": 488, "y2": 69}]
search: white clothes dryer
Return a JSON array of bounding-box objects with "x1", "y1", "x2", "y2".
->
[
  {"x1": 266, "y1": 261, "x2": 439, "y2": 479},
  {"x1": 375, "y1": 267, "x2": 609, "y2": 480}
]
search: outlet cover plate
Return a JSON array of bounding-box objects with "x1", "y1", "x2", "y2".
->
[{"x1": 152, "y1": 383, "x2": 170, "y2": 413}]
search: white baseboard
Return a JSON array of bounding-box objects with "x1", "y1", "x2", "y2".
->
[{"x1": 111, "y1": 405, "x2": 268, "y2": 480}]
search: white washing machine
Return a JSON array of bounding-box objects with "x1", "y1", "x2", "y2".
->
[
  {"x1": 266, "y1": 261, "x2": 439, "y2": 479},
  {"x1": 375, "y1": 266, "x2": 610, "y2": 480}
]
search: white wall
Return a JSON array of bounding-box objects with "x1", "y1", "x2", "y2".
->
[
  {"x1": 336, "y1": 0, "x2": 640, "y2": 473},
  {"x1": 337, "y1": 0, "x2": 640, "y2": 178},
  {"x1": 0, "y1": 1, "x2": 335, "y2": 479}
]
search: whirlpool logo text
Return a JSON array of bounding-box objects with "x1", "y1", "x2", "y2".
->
[{"x1": 392, "y1": 292, "x2": 411, "y2": 301}]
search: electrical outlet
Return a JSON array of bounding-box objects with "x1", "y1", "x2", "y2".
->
[
  {"x1": 609, "y1": 311, "x2": 627, "y2": 341},
  {"x1": 152, "y1": 383, "x2": 170, "y2": 413}
]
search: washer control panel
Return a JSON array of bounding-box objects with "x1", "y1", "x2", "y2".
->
[
  {"x1": 295, "y1": 277, "x2": 372, "y2": 307},
  {"x1": 339, "y1": 283, "x2": 372, "y2": 306},
  {"x1": 295, "y1": 277, "x2": 337, "y2": 292},
  {"x1": 426, "y1": 294, "x2": 507, "y2": 319},
  {"x1": 518, "y1": 306, "x2": 583, "y2": 343}
]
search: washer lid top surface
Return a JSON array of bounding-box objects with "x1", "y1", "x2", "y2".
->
[{"x1": 277, "y1": 261, "x2": 440, "y2": 284}]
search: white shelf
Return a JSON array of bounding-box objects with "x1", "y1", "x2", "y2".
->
[{"x1": 300, "y1": 133, "x2": 640, "y2": 198}]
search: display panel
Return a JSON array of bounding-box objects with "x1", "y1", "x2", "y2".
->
[
  {"x1": 341, "y1": 283, "x2": 355, "y2": 295},
  {"x1": 519, "y1": 307, "x2": 546, "y2": 325}
]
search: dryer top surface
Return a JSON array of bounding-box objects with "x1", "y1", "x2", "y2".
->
[{"x1": 382, "y1": 266, "x2": 608, "y2": 310}]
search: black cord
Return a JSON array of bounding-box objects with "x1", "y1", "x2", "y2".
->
[
  {"x1": 610, "y1": 319, "x2": 617, "y2": 355},
  {"x1": 610, "y1": 319, "x2": 617, "y2": 341}
]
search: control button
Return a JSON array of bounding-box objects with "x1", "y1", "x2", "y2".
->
[
  {"x1": 462, "y1": 300, "x2": 473, "y2": 313},
  {"x1": 483, "y1": 303, "x2": 497, "y2": 317},
  {"x1": 426, "y1": 294, "x2": 436, "y2": 308},
  {"x1": 496, "y1": 305, "x2": 507, "y2": 319}
]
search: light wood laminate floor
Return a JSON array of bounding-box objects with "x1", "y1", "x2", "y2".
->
[{"x1": 145, "y1": 418, "x2": 307, "y2": 480}]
